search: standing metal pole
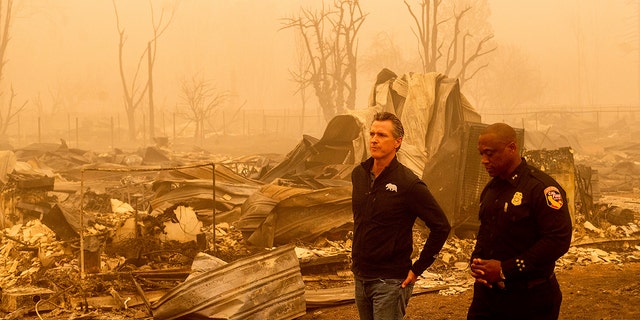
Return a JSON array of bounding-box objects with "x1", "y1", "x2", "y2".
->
[
  {"x1": 118, "y1": 114, "x2": 121, "y2": 144},
  {"x1": 111, "y1": 117, "x2": 114, "y2": 149},
  {"x1": 76, "y1": 118, "x2": 79, "y2": 149},
  {"x1": 17, "y1": 116, "x2": 20, "y2": 146},
  {"x1": 80, "y1": 169, "x2": 85, "y2": 279},
  {"x1": 212, "y1": 163, "x2": 216, "y2": 253},
  {"x1": 143, "y1": 113, "x2": 146, "y2": 147}
]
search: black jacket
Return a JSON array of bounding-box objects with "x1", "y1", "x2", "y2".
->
[
  {"x1": 351, "y1": 156, "x2": 451, "y2": 279},
  {"x1": 471, "y1": 159, "x2": 573, "y2": 282}
]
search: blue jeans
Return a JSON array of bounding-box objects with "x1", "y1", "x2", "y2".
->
[{"x1": 355, "y1": 278, "x2": 414, "y2": 320}]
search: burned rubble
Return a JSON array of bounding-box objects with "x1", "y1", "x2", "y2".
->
[{"x1": 1, "y1": 131, "x2": 640, "y2": 319}]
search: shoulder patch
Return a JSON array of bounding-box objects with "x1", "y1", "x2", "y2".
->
[{"x1": 544, "y1": 186, "x2": 563, "y2": 209}]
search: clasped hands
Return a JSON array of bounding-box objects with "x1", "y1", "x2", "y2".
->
[{"x1": 470, "y1": 258, "x2": 505, "y2": 289}]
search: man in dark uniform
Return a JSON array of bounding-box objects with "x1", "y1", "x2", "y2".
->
[{"x1": 467, "y1": 123, "x2": 573, "y2": 320}]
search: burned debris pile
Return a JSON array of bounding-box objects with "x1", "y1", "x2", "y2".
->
[{"x1": 1, "y1": 133, "x2": 640, "y2": 319}]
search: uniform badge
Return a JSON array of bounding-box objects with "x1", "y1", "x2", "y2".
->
[
  {"x1": 544, "y1": 186, "x2": 564, "y2": 209},
  {"x1": 511, "y1": 192, "x2": 523, "y2": 206}
]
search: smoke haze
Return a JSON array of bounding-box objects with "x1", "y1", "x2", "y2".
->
[{"x1": 3, "y1": 0, "x2": 637, "y2": 148}]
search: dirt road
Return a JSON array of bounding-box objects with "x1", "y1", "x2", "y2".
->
[{"x1": 299, "y1": 262, "x2": 640, "y2": 320}]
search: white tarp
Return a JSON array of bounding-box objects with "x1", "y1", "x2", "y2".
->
[{"x1": 367, "y1": 69, "x2": 480, "y2": 177}]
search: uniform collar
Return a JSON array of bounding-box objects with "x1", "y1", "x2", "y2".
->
[{"x1": 502, "y1": 158, "x2": 528, "y2": 187}]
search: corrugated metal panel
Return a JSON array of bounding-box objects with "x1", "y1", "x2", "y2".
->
[
  {"x1": 151, "y1": 244, "x2": 306, "y2": 320},
  {"x1": 239, "y1": 185, "x2": 353, "y2": 247}
]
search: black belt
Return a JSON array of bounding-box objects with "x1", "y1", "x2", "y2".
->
[{"x1": 504, "y1": 273, "x2": 556, "y2": 291}]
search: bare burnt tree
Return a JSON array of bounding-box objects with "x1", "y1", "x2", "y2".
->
[
  {"x1": 112, "y1": 0, "x2": 174, "y2": 141},
  {"x1": 360, "y1": 32, "x2": 419, "y2": 76},
  {"x1": 292, "y1": 32, "x2": 311, "y2": 134},
  {"x1": 0, "y1": 87, "x2": 26, "y2": 135},
  {"x1": 0, "y1": 0, "x2": 26, "y2": 136},
  {"x1": 282, "y1": 0, "x2": 366, "y2": 122},
  {"x1": 404, "y1": 0, "x2": 496, "y2": 88},
  {"x1": 178, "y1": 75, "x2": 229, "y2": 145}
]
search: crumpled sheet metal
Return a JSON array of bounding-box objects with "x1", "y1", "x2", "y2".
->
[
  {"x1": 150, "y1": 180, "x2": 261, "y2": 216},
  {"x1": 239, "y1": 184, "x2": 353, "y2": 247},
  {"x1": 150, "y1": 244, "x2": 306, "y2": 320}
]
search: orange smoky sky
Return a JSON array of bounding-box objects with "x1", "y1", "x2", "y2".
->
[{"x1": 4, "y1": 0, "x2": 637, "y2": 120}]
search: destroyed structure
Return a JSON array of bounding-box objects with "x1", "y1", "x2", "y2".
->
[{"x1": 0, "y1": 70, "x2": 639, "y2": 319}]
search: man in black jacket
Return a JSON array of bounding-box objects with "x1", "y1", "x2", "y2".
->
[
  {"x1": 351, "y1": 111, "x2": 451, "y2": 320},
  {"x1": 467, "y1": 123, "x2": 573, "y2": 320}
]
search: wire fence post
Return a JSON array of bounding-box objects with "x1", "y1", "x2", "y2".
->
[
  {"x1": 80, "y1": 169, "x2": 86, "y2": 279},
  {"x1": 212, "y1": 162, "x2": 216, "y2": 254}
]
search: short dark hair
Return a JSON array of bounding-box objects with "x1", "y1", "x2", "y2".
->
[
  {"x1": 483, "y1": 123, "x2": 517, "y2": 146},
  {"x1": 372, "y1": 111, "x2": 404, "y2": 139}
]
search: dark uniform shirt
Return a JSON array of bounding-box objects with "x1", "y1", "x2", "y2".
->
[{"x1": 471, "y1": 159, "x2": 573, "y2": 283}]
